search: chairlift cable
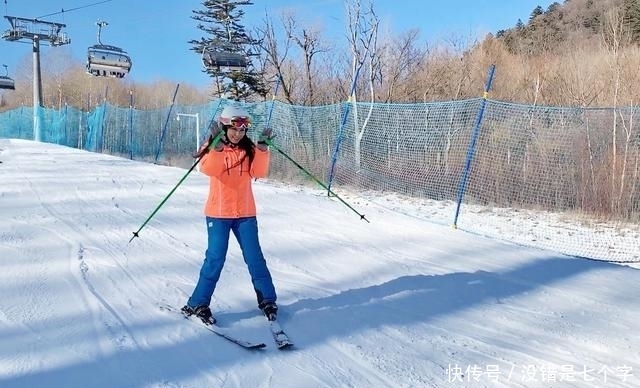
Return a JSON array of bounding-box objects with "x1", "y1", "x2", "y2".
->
[{"x1": 36, "y1": 0, "x2": 112, "y2": 19}]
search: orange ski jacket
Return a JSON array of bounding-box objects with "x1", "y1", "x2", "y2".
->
[{"x1": 199, "y1": 145, "x2": 269, "y2": 218}]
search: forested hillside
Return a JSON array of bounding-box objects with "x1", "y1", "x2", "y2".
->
[{"x1": 1, "y1": 0, "x2": 639, "y2": 110}]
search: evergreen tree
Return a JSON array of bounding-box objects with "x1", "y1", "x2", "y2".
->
[
  {"x1": 189, "y1": 0, "x2": 268, "y2": 101},
  {"x1": 530, "y1": 6, "x2": 544, "y2": 22},
  {"x1": 623, "y1": 0, "x2": 640, "y2": 44},
  {"x1": 546, "y1": 2, "x2": 560, "y2": 14}
]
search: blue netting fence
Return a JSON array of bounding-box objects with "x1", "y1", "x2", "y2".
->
[{"x1": 1, "y1": 97, "x2": 639, "y2": 263}]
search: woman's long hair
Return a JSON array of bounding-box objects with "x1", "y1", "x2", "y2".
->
[{"x1": 223, "y1": 126, "x2": 256, "y2": 171}]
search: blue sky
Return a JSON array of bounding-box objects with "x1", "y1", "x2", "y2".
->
[{"x1": 1, "y1": 0, "x2": 555, "y2": 87}]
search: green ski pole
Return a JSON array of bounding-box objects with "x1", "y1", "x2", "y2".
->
[
  {"x1": 129, "y1": 131, "x2": 225, "y2": 243},
  {"x1": 265, "y1": 138, "x2": 369, "y2": 223}
]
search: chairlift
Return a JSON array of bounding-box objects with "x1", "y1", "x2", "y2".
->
[
  {"x1": 0, "y1": 64, "x2": 15, "y2": 90},
  {"x1": 86, "y1": 21, "x2": 132, "y2": 78},
  {"x1": 202, "y1": 48, "x2": 248, "y2": 72}
]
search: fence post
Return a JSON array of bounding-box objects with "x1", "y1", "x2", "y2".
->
[
  {"x1": 155, "y1": 83, "x2": 180, "y2": 163},
  {"x1": 99, "y1": 86, "x2": 108, "y2": 153},
  {"x1": 453, "y1": 64, "x2": 496, "y2": 229},
  {"x1": 266, "y1": 78, "x2": 280, "y2": 126},
  {"x1": 128, "y1": 90, "x2": 134, "y2": 160},
  {"x1": 327, "y1": 65, "x2": 362, "y2": 195}
]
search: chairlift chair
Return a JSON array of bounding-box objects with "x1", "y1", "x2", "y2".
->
[
  {"x1": 202, "y1": 49, "x2": 248, "y2": 72},
  {"x1": 0, "y1": 65, "x2": 15, "y2": 90},
  {"x1": 87, "y1": 44, "x2": 132, "y2": 78},
  {"x1": 86, "y1": 21, "x2": 132, "y2": 78}
]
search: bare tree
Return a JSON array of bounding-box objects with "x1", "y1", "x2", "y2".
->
[
  {"x1": 378, "y1": 29, "x2": 428, "y2": 102},
  {"x1": 256, "y1": 10, "x2": 329, "y2": 105},
  {"x1": 282, "y1": 14, "x2": 328, "y2": 106},
  {"x1": 255, "y1": 11, "x2": 295, "y2": 103},
  {"x1": 344, "y1": 0, "x2": 380, "y2": 168},
  {"x1": 601, "y1": 7, "x2": 632, "y2": 214}
]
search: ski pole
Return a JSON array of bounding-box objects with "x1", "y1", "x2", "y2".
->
[
  {"x1": 129, "y1": 131, "x2": 225, "y2": 242},
  {"x1": 265, "y1": 138, "x2": 369, "y2": 223},
  {"x1": 265, "y1": 77, "x2": 280, "y2": 127}
]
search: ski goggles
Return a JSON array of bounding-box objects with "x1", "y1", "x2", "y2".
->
[{"x1": 228, "y1": 116, "x2": 251, "y2": 130}]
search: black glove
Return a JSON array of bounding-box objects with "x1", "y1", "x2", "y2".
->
[
  {"x1": 257, "y1": 128, "x2": 275, "y2": 150},
  {"x1": 209, "y1": 121, "x2": 224, "y2": 139},
  {"x1": 208, "y1": 121, "x2": 226, "y2": 151},
  {"x1": 194, "y1": 122, "x2": 225, "y2": 157},
  {"x1": 194, "y1": 136, "x2": 212, "y2": 158}
]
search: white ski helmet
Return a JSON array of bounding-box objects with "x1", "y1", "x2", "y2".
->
[{"x1": 218, "y1": 105, "x2": 251, "y2": 127}]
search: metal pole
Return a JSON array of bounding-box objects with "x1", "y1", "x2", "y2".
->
[
  {"x1": 194, "y1": 113, "x2": 200, "y2": 172},
  {"x1": 176, "y1": 113, "x2": 200, "y2": 152},
  {"x1": 176, "y1": 112, "x2": 201, "y2": 171},
  {"x1": 155, "y1": 83, "x2": 180, "y2": 163},
  {"x1": 195, "y1": 112, "x2": 200, "y2": 151},
  {"x1": 128, "y1": 90, "x2": 133, "y2": 159},
  {"x1": 32, "y1": 36, "x2": 42, "y2": 142},
  {"x1": 452, "y1": 64, "x2": 496, "y2": 229},
  {"x1": 327, "y1": 65, "x2": 362, "y2": 194}
]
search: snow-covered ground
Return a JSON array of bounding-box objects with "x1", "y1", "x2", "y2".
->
[{"x1": 1, "y1": 138, "x2": 639, "y2": 388}]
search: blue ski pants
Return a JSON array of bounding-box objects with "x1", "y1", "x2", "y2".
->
[{"x1": 187, "y1": 216, "x2": 277, "y2": 308}]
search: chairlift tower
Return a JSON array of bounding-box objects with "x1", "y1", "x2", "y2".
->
[{"x1": 2, "y1": 15, "x2": 71, "y2": 141}]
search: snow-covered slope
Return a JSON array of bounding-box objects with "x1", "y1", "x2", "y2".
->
[{"x1": 1, "y1": 139, "x2": 638, "y2": 388}]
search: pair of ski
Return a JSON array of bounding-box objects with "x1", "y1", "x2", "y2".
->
[{"x1": 161, "y1": 304, "x2": 293, "y2": 350}]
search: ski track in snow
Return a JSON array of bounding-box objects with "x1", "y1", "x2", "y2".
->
[
  {"x1": 11, "y1": 157, "x2": 142, "y2": 373},
  {"x1": 1, "y1": 139, "x2": 639, "y2": 388}
]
